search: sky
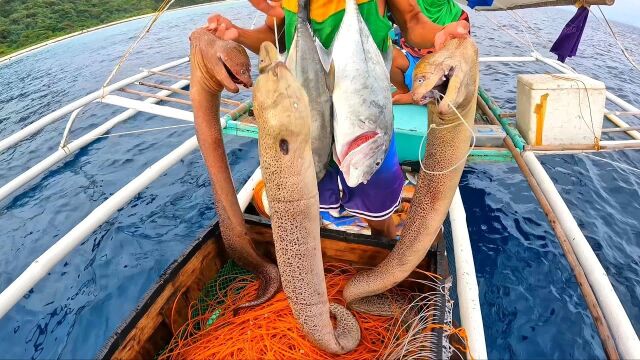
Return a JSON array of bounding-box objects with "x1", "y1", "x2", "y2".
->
[{"x1": 598, "y1": 0, "x2": 639, "y2": 27}]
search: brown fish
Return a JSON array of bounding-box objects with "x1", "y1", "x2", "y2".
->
[
  {"x1": 189, "y1": 29, "x2": 280, "y2": 311},
  {"x1": 343, "y1": 38, "x2": 479, "y2": 314}
]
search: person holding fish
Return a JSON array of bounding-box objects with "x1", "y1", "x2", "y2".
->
[
  {"x1": 389, "y1": 0, "x2": 471, "y2": 104},
  {"x1": 203, "y1": 0, "x2": 469, "y2": 240}
]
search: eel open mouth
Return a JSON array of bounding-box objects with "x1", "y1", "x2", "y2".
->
[
  {"x1": 341, "y1": 131, "x2": 378, "y2": 160},
  {"x1": 418, "y1": 67, "x2": 455, "y2": 105},
  {"x1": 220, "y1": 56, "x2": 251, "y2": 88}
]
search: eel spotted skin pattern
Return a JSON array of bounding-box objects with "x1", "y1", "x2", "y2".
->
[
  {"x1": 253, "y1": 42, "x2": 361, "y2": 355},
  {"x1": 189, "y1": 29, "x2": 280, "y2": 312},
  {"x1": 343, "y1": 38, "x2": 480, "y2": 315}
]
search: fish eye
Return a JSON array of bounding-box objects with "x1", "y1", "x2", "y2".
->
[
  {"x1": 241, "y1": 69, "x2": 247, "y2": 74},
  {"x1": 279, "y1": 139, "x2": 289, "y2": 155},
  {"x1": 375, "y1": 161, "x2": 381, "y2": 166},
  {"x1": 416, "y1": 77, "x2": 425, "y2": 84}
]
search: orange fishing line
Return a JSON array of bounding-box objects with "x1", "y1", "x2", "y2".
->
[{"x1": 159, "y1": 264, "x2": 469, "y2": 360}]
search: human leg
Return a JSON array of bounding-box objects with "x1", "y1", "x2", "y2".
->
[
  {"x1": 391, "y1": 46, "x2": 410, "y2": 96},
  {"x1": 339, "y1": 135, "x2": 404, "y2": 239},
  {"x1": 366, "y1": 216, "x2": 398, "y2": 239}
]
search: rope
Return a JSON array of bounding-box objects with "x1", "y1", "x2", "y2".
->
[
  {"x1": 417, "y1": 91, "x2": 476, "y2": 175},
  {"x1": 476, "y1": 10, "x2": 537, "y2": 53},
  {"x1": 101, "y1": 0, "x2": 177, "y2": 96},
  {"x1": 505, "y1": 10, "x2": 538, "y2": 52},
  {"x1": 582, "y1": 153, "x2": 640, "y2": 175},
  {"x1": 511, "y1": 10, "x2": 546, "y2": 41},
  {"x1": 548, "y1": 74, "x2": 599, "y2": 148},
  {"x1": 273, "y1": 17, "x2": 280, "y2": 53},
  {"x1": 481, "y1": 5, "x2": 640, "y2": 76},
  {"x1": 590, "y1": 6, "x2": 640, "y2": 73},
  {"x1": 75, "y1": 123, "x2": 194, "y2": 142}
]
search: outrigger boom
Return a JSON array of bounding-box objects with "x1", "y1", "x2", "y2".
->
[{"x1": 1, "y1": 51, "x2": 639, "y2": 358}]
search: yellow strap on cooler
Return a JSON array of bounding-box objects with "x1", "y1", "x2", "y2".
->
[{"x1": 534, "y1": 93, "x2": 549, "y2": 146}]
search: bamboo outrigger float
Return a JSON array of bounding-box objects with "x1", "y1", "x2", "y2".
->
[{"x1": 0, "y1": 0, "x2": 639, "y2": 358}]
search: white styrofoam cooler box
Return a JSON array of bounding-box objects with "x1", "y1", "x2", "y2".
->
[{"x1": 516, "y1": 74, "x2": 606, "y2": 146}]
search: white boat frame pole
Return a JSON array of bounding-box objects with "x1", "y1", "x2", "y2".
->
[
  {"x1": 0, "y1": 95, "x2": 250, "y2": 318},
  {"x1": 523, "y1": 151, "x2": 640, "y2": 359},
  {"x1": 0, "y1": 136, "x2": 197, "y2": 319},
  {"x1": 479, "y1": 56, "x2": 536, "y2": 63},
  {"x1": 100, "y1": 94, "x2": 194, "y2": 121},
  {"x1": 0, "y1": 80, "x2": 190, "y2": 203},
  {"x1": 449, "y1": 189, "x2": 488, "y2": 360},
  {"x1": 0, "y1": 134, "x2": 260, "y2": 320},
  {"x1": 0, "y1": 57, "x2": 189, "y2": 153}
]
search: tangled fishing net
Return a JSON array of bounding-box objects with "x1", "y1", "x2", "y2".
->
[{"x1": 159, "y1": 263, "x2": 470, "y2": 359}]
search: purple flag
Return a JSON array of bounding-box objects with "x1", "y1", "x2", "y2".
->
[{"x1": 550, "y1": 6, "x2": 589, "y2": 63}]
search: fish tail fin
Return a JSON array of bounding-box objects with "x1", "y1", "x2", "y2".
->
[
  {"x1": 326, "y1": 62, "x2": 335, "y2": 93},
  {"x1": 298, "y1": 0, "x2": 310, "y2": 22},
  {"x1": 315, "y1": 37, "x2": 331, "y2": 72},
  {"x1": 285, "y1": 33, "x2": 297, "y2": 69}
]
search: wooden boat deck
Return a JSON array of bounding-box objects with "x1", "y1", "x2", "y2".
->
[{"x1": 98, "y1": 213, "x2": 448, "y2": 360}]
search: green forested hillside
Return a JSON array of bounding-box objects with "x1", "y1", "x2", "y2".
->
[{"x1": 0, "y1": 0, "x2": 213, "y2": 56}]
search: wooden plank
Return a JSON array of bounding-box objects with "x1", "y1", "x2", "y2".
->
[
  {"x1": 119, "y1": 87, "x2": 192, "y2": 105},
  {"x1": 137, "y1": 81, "x2": 190, "y2": 95},
  {"x1": 105, "y1": 213, "x2": 443, "y2": 359},
  {"x1": 110, "y1": 238, "x2": 224, "y2": 360},
  {"x1": 147, "y1": 69, "x2": 189, "y2": 80},
  {"x1": 246, "y1": 222, "x2": 392, "y2": 267}
]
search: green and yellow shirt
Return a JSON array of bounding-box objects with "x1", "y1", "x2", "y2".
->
[
  {"x1": 416, "y1": 0, "x2": 462, "y2": 26},
  {"x1": 282, "y1": 0, "x2": 392, "y2": 53}
]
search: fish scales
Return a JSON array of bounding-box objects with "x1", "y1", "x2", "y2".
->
[
  {"x1": 330, "y1": 0, "x2": 393, "y2": 187},
  {"x1": 286, "y1": 0, "x2": 333, "y2": 181}
]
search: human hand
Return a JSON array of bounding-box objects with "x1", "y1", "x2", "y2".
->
[
  {"x1": 248, "y1": 0, "x2": 284, "y2": 19},
  {"x1": 434, "y1": 21, "x2": 470, "y2": 51},
  {"x1": 205, "y1": 14, "x2": 239, "y2": 41},
  {"x1": 392, "y1": 91, "x2": 416, "y2": 105}
]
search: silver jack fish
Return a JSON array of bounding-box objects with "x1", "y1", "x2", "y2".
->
[
  {"x1": 286, "y1": 0, "x2": 333, "y2": 181},
  {"x1": 330, "y1": 0, "x2": 393, "y2": 187}
]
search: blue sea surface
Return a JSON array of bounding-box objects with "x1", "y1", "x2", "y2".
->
[{"x1": 0, "y1": 2, "x2": 639, "y2": 358}]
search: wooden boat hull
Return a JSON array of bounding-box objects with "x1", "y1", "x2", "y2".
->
[{"x1": 98, "y1": 213, "x2": 447, "y2": 360}]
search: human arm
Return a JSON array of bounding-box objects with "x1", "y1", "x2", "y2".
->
[
  {"x1": 386, "y1": 0, "x2": 469, "y2": 50},
  {"x1": 206, "y1": 12, "x2": 285, "y2": 55},
  {"x1": 206, "y1": 14, "x2": 283, "y2": 55}
]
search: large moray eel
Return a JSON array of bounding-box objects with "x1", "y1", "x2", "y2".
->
[
  {"x1": 253, "y1": 42, "x2": 361, "y2": 354},
  {"x1": 189, "y1": 29, "x2": 280, "y2": 311},
  {"x1": 343, "y1": 38, "x2": 479, "y2": 312}
]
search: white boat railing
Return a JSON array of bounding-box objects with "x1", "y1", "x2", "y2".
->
[
  {"x1": 0, "y1": 79, "x2": 190, "y2": 203},
  {"x1": 100, "y1": 94, "x2": 194, "y2": 121},
  {"x1": 0, "y1": 117, "x2": 258, "y2": 319},
  {"x1": 1, "y1": 49, "x2": 639, "y2": 358},
  {"x1": 449, "y1": 189, "x2": 488, "y2": 360},
  {"x1": 523, "y1": 152, "x2": 640, "y2": 359},
  {"x1": 0, "y1": 57, "x2": 189, "y2": 153},
  {"x1": 0, "y1": 135, "x2": 198, "y2": 318},
  {"x1": 479, "y1": 53, "x2": 640, "y2": 358}
]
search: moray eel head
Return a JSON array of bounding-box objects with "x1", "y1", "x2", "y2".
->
[
  {"x1": 412, "y1": 38, "x2": 478, "y2": 116},
  {"x1": 258, "y1": 41, "x2": 283, "y2": 74},
  {"x1": 190, "y1": 28, "x2": 252, "y2": 93},
  {"x1": 255, "y1": 42, "x2": 311, "y2": 191}
]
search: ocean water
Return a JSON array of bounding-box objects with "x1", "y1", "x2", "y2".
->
[{"x1": 0, "y1": 1, "x2": 638, "y2": 358}]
